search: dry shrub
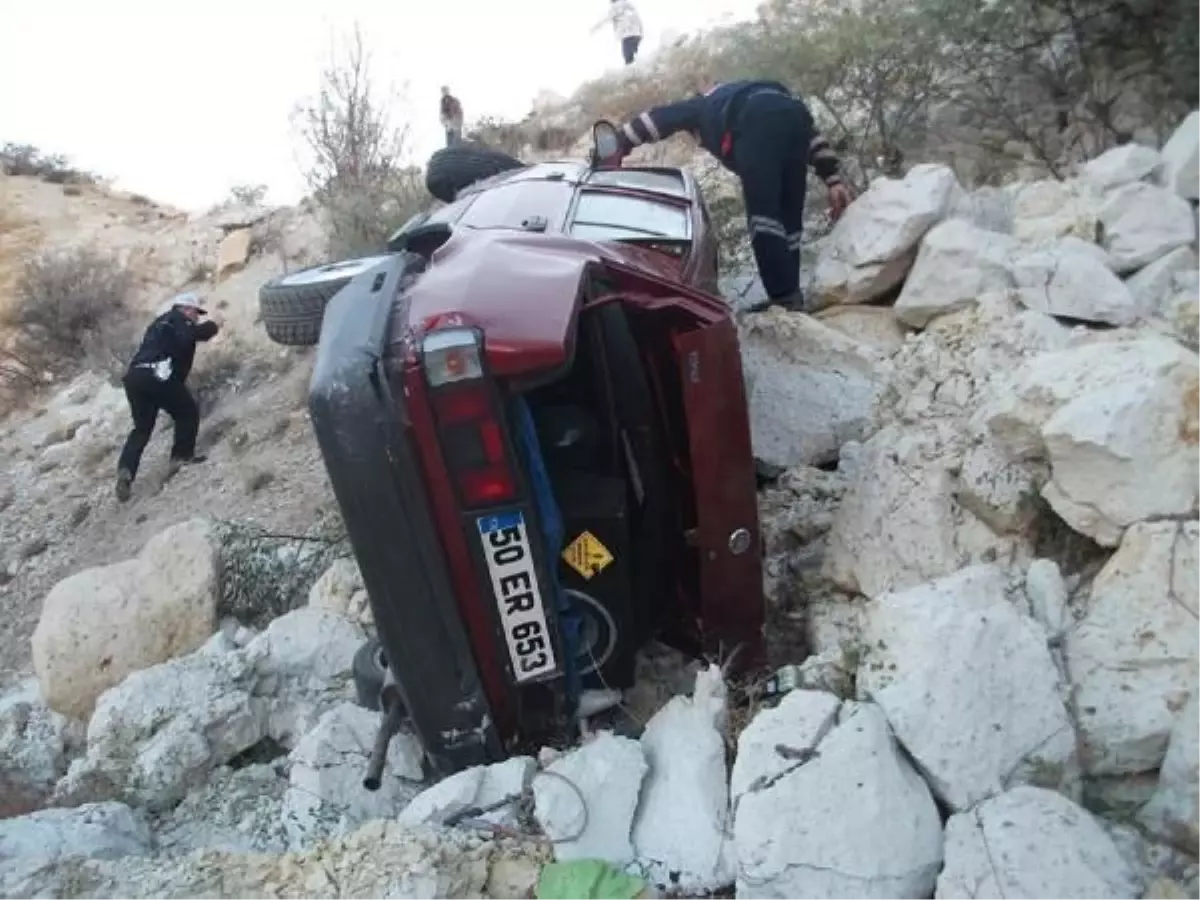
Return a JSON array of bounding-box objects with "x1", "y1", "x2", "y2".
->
[
  {"x1": 0, "y1": 143, "x2": 97, "y2": 185},
  {"x1": 293, "y1": 25, "x2": 429, "y2": 259},
  {"x1": 0, "y1": 246, "x2": 134, "y2": 389}
]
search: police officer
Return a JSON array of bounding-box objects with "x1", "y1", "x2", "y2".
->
[
  {"x1": 609, "y1": 80, "x2": 852, "y2": 311},
  {"x1": 115, "y1": 293, "x2": 219, "y2": 502}
]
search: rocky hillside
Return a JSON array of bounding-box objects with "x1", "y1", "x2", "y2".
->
[{"x1": 0, "y1": 90, "x2": 1198, "y2": 900}]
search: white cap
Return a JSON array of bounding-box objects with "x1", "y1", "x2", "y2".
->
[{"x1": 169, "y1": 292, "x2": 208, "y2": 315}]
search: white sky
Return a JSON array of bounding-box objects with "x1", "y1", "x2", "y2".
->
[{"x1": 1, "y1": 0, "x2": 760, "y2": 212}]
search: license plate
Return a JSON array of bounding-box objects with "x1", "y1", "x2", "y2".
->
[{"x1": 476, "y1": 511, "x2": 558, "y2": 683}]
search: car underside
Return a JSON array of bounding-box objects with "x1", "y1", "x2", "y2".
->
[{"x1": 261, "y1": 125, "x2": 766, "y2": 780}]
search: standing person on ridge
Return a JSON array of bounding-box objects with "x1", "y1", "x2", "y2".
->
[
  {"x1": 591, "y1": 0, "x2": 644, "y2": 66},
  {"x1": 114, "y1": 293, "x2": 219, "y2": 502},
  {"x1": 439, "y1": 86, "x2": 464, "y2": 146},
  {"x1": 603, "y1": 79, "x2": 853, "y2": 311}
]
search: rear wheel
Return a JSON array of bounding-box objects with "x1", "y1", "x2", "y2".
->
[
  {"x1": 425, "y1": 144, "x2": 526, "y2": 203},
  {"x1": 568, "y1": 588, "x2": 618, "y2": 676},
  {"x1": 258, "y1": 255, "x2": 393, "y2": 346}
]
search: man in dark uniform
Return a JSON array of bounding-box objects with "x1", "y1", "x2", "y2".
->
[
  {"x1": 607, "y1": 80, "x2": 853, "y2": 311},
  {"x1": 115, "y1": 292, "x2": 219, "y2": 502}
]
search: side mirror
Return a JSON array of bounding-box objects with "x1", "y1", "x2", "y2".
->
[{"x1": 591, "y1": 120, "x2": 623, "y2": 169}]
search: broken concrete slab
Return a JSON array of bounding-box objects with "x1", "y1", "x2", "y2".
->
[{"x1": 734, "y1": 702, "x2": 943, "y2": 898}]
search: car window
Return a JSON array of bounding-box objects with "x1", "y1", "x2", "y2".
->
[
  {"x1": 570, "y1": 190, "x2": 691, "y2": 241},
  {"x1": 586, "y1": 169, "x2": 688, "y2": 198},
  {"x1": 426, "y1": 195, "x2": 475, "y2": 225}
]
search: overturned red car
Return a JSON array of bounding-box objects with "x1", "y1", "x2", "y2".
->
[{"x1": 257, "y1": 123, "x2": 766, "y2": 780}]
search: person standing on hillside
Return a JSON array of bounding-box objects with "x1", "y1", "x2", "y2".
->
[
  {"x1": 591, "y1": 0, "x2": 644, "y2": 66},
  {"x1": 114, "y1": 293, "x2": 219, "y2": 502},
  {"x1": 439, "y1": 87, "x2": 464, "y2": 146},
  {"x1": 603, "y1": 80, "x2": 853, "y2": 311}
]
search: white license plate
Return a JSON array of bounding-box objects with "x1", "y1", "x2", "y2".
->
[{"x1": 476, "y1": 511, "x2": 558, "y2": 683}]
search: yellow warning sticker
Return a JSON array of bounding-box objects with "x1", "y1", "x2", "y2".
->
[{"x1": 561, "y1": 530, "x2": 615, "y2": 580}]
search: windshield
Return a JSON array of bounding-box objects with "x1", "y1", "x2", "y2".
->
[{"x1": 569, "y1": 190, "x2": 691, "y2": 242}]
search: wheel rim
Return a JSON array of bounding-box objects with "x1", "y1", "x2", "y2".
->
[
  {"x1": 564, "y1": 588, "x2": 617, "y2": 676},
  {"x1": 277, "y1": 255, "x2": 393, "y2": 287}
]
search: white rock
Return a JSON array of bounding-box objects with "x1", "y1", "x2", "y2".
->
[
  {"x1": 956, "y1": 436, "x2": 1040, "y2": 532},
  {"x1": 246, "y1": 607, "x2": 365, "y2": 744},
  {"x1": 1010, "y1": 236, "x2": 1142, "y2": 325},
  {"x1": 894, "y1": 220, "x2": 1017, "y2": 328},
  {"x1": 1099, "y1": 181, "x2": 1197, "y2": 273},
  {"x1": 858, "y1": 565, "x2": 1077, "y2": 811},
  {"x1": 1140, "y1": 692, "x2": 1199, "y2": 854},
  {"x1": 533, "y1": 731, "x2": 646, "y2": 865},
  {"x1": 1128, "y1": 246, "x2": 1198, "y2": 319},
  {"x1": 1066, "y1": 521, "x2": 1199, "y2": 776},
  {"x1": 1160, "y1": 111, "x2": 1199, "y2": 201},
  {"x1": 734, "y1": 703, "x2": 943, "y2": 898},
  {"x1": 1011, "y1": 178, "x2": 1104, "y2": 243},
  {"x1": 936, "y1": 786, "x2": 1141, "y2": 899},
  {"x1": 0, "y1": 802, "x2": 153, "y2": 898},
  {"x1": 813, "y1": 304, "x2": 908, "y2": 352},
  {"x1": 632, "y1": 666, "x2": 735, "y2": 894},
  {"x1": 1082, "y1": 143, "x2": 1164, "y2": 192},
  {"x1": 399, "y1": 756, "x2": 533, "y2": 829},
  {"x1": 31, "y1": 518, "x2": 219, "y2": 720},
  {"x1": 0, "y1": 678, "x2": 74, "y2": 817},
  {"x1": 1025, "y1": 558, "x2": 1070, "y2": 637},
  {"x1": 307, "y1": 557, "x2": 372, "y2": 627},
  {"x1": 947, "y1": 184, "x2": 1015, "y2": 233},
  {"x1": 156, "y1": 763, "x2": 289, "y2": 856},
  {"x1": 61, "y1": 633, "x2": 269, "y2": 810},
  {"x1": 740, "y1": 310, "x2": 889, "y2": 467},
  {"x1": 729, "y1": 689, "x2": 841, "y2": 804},
  {"x1": 283, "y1": 701, "x2": 424, "y2": 848},
  {"x1": 823, "y1": 424, "x2": 1017, "y2": 598},
  {"x1": 982, "y1": 336, "x2": 1199, "y2": 545},
  {"x1": 811, "y1": 163, "x2": 958, "y2": 306}
]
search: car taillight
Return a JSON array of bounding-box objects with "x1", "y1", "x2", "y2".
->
[{"x1": 423, "y1": 328, "x2": 517, "y2": 508}]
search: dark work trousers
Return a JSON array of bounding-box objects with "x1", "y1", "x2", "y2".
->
[
  {"x1": 621, "y1": 35, "x2": 641, "y2": 64},
  {"x1": 117, "y1": 368, "x2": 199, "y2": 478},
  {"x1": 732, "y1": 92, "x2": 814, "y2": 300}
]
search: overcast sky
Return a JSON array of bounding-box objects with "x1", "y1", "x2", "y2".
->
[{"x1": 0, "y1": 0, "x2": 760, "y2": 211}]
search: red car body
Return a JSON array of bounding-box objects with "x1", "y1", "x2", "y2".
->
[{"x1": 308, "y1": 155, "x2": 764, "y2": 775}]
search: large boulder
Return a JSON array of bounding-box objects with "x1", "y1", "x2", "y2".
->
[
  {"x1": 893, "y1": 221, "x2": 1017, "y2": 328},
  {"x1": 936, "y1": 786, "x2": 1141, "y2": 899},
  {"x1": 1127, "y1": 246, "x2": 1198, "y2": 322},
  {"x1": 307, "y1": 557, "x2": 372, "y2": 628},
  {"x1": 0, "y1": 802, "x2": 153, "y2": 898},
  {"x1": 1010, "y1": 179, "x2": 1103, "y2": 244},
  {"x1": 733, "y1": 701, "x2": 943, "y2": 898},
  {"x1": 858, "y1": 565, "x2": 1078, "y2": 811},
  {"x1": 1009, "y1": 236, "x2": 1142, "y2": 325},
  {"x1": 813, "y1": 304, "x2": 908, "y2": 352},
  {"x1": 632, "y1": 666, "x2": 734, "y2": 894},
  {"x1": 31, "y1": 518, "x2": 220, "y2": 720},
  {"x1": 811, "y1": 163, "x2": 958, "y2": 307},
  {"x1": 740, "y1": 310, "x2": 889, "y2": 468},
  {"x1": 730, "y1": 689, "x2": 840, "y2": 805},
  {"x1": 1139, "y1": 692, "x2": 1199, "y2": 854},
  {"x1": 1081, "y1": 143, "x2": 1164, "y2": 192},
  {"x1": 1098, "y1": 181, "x2": 1197, "y2": 273},
  {"x1": 1160, "y1": 110, "x2": 1199, "y2": 201},
  {"x1": 283, "y1": 701, "x2": 424, "y2": 848},
  {"x1": 0, "y1": 678, "x2": 75, "y2": 818},
  {"x1": 1065, "y1": 521, "x2": 1199, "y2": 777},
  {"x1": 981, "y1": 336, "x2": 1198, "y2": 545},
  {"x1": 400, "y1": 757, "x2": 533, "y2": 829}
]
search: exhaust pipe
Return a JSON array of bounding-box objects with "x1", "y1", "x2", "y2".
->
[{"x1": 362, "y1": 671, "x2": 405, "y2": 792}]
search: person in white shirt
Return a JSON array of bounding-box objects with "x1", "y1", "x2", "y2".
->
[{"x1": 591, "y1": 0, "x2": 644, "y2": 66}]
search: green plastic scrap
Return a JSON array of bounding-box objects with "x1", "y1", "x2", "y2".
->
[{"x1": 535, "y1": 859, "x2": 647, "y2": 899}]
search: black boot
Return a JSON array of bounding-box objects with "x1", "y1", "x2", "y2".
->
[
  {"x1": 166, "y1": 454, "x2": 208, "y2": 479},
  {"x1": 115, "y1": 468, "x2": 134, "y2": 502}
]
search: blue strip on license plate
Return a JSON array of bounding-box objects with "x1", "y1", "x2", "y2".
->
[{"x1": 477, "y1": 511, "x2": 558, "y2": 683}]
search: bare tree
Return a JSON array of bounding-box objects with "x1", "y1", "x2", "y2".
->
[{"x1": 293, "y1": 25, "x2": 427, "y2": 258}]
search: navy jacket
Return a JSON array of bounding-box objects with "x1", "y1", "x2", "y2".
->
[
  {"x1": 617, "y1": 80, "x2": 843, "y2": 185},
  {"x1": 128, "y1": 308, "x2": 219, "y2": 384}
]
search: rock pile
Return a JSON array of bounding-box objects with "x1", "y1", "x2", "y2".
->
[{"x1": 0, "y1": 114, "x2": 1196, "y2": 898}]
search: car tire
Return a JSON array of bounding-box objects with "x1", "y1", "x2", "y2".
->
[
  {"x1": 566, "y1": 588, "x2": 619, "y2": 676},
  {"x1": 258, "y1": 255, "x2": 395, "y2": 346},
  {"x1": 425, "y1": 144, "x2": 526, "y2": 203},
  {"x1": 353, "y1": 638, "x2": 394, "y2": 713}
]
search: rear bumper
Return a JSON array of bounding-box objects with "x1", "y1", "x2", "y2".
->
[{"x1": 308, "y1": 253, "x2": 503, "y2": 775}]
